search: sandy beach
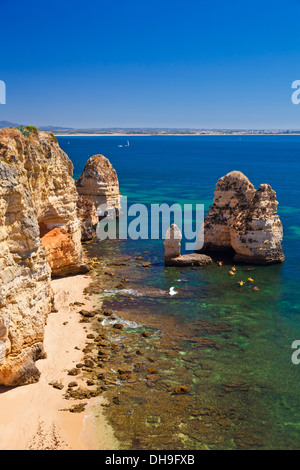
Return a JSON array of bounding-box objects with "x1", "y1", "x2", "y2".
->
[{"x1": 0, "y1": 274, "x2": 119, "y2": 450}]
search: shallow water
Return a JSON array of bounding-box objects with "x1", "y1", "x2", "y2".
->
[{"x1": 58, "y1": 135, "x2": 300, "y2": 449}]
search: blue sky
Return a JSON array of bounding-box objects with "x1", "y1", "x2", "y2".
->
[{"x1": 1, "y1": 0, "x2": 300, "y2": 128}]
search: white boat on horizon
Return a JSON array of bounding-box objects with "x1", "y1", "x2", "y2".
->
[{"x1": 118, "y1": 140, "x2": 130, "y2": 148}]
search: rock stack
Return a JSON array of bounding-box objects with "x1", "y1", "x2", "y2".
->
[
  {"x1": 231, "y1": 183, "x2": 285, "y2": 264},
  {"x1": 76, "y1": 154, "x2": 121, "y2": 220},
  {"x1": 164, "y1": 224, "x2": 212, "y2": 267},
  {"x1": 198, "y1": 171, "x2": 284, "y2": 265}
]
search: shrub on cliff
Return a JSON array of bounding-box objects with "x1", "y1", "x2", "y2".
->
[{"x1": 16, "y1": 125, "x2": 39, "y2": 137}]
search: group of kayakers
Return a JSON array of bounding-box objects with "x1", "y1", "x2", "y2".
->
[{"x1": 217, "y1": 261, "x2": 259, "y2": 291}]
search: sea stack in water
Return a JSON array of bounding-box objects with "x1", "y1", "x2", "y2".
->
[
  {"x1": 76, "y1": 154, "x2": 121, "y2": 219},
  {"x1": 198, "y1": 171, "x2": 284, "y2": 265},
  {"x1": 164, "y1": 224, "x2": 212, "y2": 266},
  {"x1": 0, "y1": 127, "x2": 88, "y2": 386}
]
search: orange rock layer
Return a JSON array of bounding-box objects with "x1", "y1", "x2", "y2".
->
[{"x1": 41, "y1": 228, "x2": 89, "y2": 277}]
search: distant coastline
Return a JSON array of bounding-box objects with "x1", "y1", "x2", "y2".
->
[
  {"x1": 1, "y1": 122, "x2": 300, "y2": 137},
  {"x1": 54, "y1": 131, "x2": 300, "y2": 137}
]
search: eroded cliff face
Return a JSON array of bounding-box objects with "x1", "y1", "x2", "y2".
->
[
  {"x1": 77, "y1": 195, "x2": 98, "y2": 242},
  {"x1": 76, "y1": 154, "x2": 121, "y2": 219},
  {"x1": 199, "y1": 171, "x2": 284, "y2": 264},
  {"x1": 0, "y1": 128, "x2": 87, "y2": 385}
]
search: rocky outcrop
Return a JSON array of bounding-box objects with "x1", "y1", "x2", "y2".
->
[
  {"x1": 41, "y1": 228, "x2": 89, "y2": 276},
  {"x1": 165, "y1": 252, "x2": 213, "y2": 267},
  {"x1": 164, "y1": 224, "x2": 182, "y2": 259},
  {"x1": 76, "y1": 154, "x2": 121, "y2": 219},
  {"x1": 77, "y1": 195, "x2": 98, "y2": 241},
  {"x1": 198, "y1": 171, "x2": 284, "y2": 264},
  {"x1": 198, "y1": 171, "x2": 256, "y2": 253},
  {"x1": 164, "y1": 224, "x2": 212, "y2": 267},
  {"x1": 0, "y1": 127, "x2": 87, "y2": 386},
  {"x1": 231, "y1": 183, "x2": 285, "y2": 264}
]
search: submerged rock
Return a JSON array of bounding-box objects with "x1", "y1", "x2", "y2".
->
[
  {"x1": 198, "y1": 171, "x2": 284, "y2": 265},
  {"x1": 173, "y1": 385, "x2": 190, "y2": 394}
]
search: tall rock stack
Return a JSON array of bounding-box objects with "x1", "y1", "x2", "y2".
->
[
  {"x1": 0, "y1": 127, "x2": 88, "y2": 386},
  {"x1": 76, "y1": 154, "x2": 121, "y2": 220},
  {"x1": 198, "y1": 171, "x2": 284, "y2": 265},
  {"x1": 200, "y1": 171, "x2": 256, "y2": 254},
  {"x1": 231, "y1": 183, "x2": 285, "y2": 264}
]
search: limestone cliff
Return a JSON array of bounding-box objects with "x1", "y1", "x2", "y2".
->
[
  {"x1": 76, "y1": 154, "x2": 121, "y2": 219},
  {"x1": 198, "y1": 171, "x2": 284, "y2": 264},
  {"x1": 0, "y1": 127, "x2": 87, "y2": 386}
]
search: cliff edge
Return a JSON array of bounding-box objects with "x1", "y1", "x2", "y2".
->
[{"x1": 0, "y1": 127, "x2": 87, "y2": 386}]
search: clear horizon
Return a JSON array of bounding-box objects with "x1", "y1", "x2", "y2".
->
[
  {"x1": 3, "y1": 121, "x2": 300, "y2": 131},
  {"x1": 1, "y1": 0, "x2": 300, "y2": 129}
]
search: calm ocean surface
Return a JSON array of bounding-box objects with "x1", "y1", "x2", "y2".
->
[{"x1": 58, "y1": 135, "x2": 300, "y2": 449}]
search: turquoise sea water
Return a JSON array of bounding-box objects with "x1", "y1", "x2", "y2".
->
[{"x1": 58, "y1": 135, "x2": 300, "y2": 449}]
